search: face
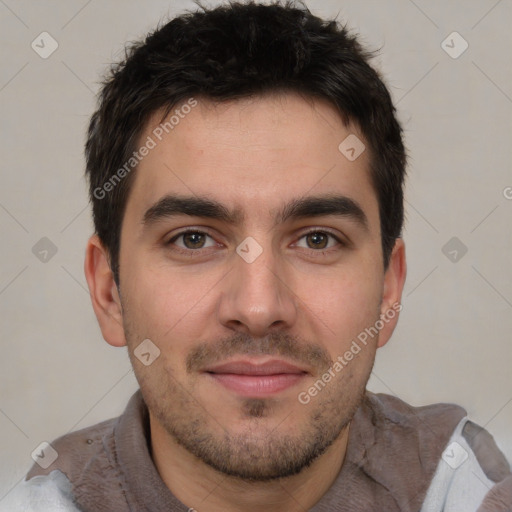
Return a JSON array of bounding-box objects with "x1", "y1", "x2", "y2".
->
[{"x1": 88, "y1": 92, "x2": 405, "y2": 481}]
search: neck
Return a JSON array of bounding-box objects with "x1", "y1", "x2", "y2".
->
[{"x1": 150, "y1": 417, "x2": 350, "y2": 512}]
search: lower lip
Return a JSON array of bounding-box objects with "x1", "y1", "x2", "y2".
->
[{"x1": 207, "y1": 373, "x2": 306, "y2": 397}]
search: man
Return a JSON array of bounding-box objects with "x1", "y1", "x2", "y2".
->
[{"x1": 7, "y1": 1, "x2": 511, "y2": 510}]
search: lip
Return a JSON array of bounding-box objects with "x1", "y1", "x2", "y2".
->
[{"x1": 203, "y1": 359, "x2": 308, "y2": 397}]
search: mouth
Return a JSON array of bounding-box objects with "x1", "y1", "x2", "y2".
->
[{"x1": 203, "y1": 359, "x2": 309, "y2": 398}]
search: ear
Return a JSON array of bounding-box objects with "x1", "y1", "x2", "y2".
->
[
  {"x1": 84, "y1": 234, "x2": 127, "y2": 347},
  {"x1": 377, "y1": 238, "x2": 407, "y2": 348}
]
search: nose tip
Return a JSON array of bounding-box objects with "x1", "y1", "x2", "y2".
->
[
  {"x1": 217, "y1": 249, "x2": 298, "y2": 336},
  {"x1": 227, "y1": 308, "x2": 288, "y2": 337}
]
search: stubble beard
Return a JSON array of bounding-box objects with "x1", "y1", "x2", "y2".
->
[
  {"x1": 122, "y1": 299, "x2": 376, "y2": 482},
  {"x1": 134, "y1": 349, "x2": 372, "y2": 482}
]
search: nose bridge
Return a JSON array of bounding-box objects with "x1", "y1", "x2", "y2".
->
[
  {"x1": 238, "y1": 243, "x2": 280, "y2": 302},
  {"x1": 218, "y1": 238, "x2": 297, "y2": 335}
]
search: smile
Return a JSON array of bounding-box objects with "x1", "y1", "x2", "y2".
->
[{"x1": 203, "y1": 359, "x2": 308, "y2": 397}]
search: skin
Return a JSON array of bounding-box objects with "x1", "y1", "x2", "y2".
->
[{"x1": 85, "y1": 92, "x2": 406, "y2": 512}]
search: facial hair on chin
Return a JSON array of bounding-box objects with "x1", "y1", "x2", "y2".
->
[{"x1": 130, "y1": 330, "x2": 374, "y2": 481}]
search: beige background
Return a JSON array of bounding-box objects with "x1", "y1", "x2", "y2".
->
[{"x1": 1, "y1": 0, "x2": 511, "y2": 499}]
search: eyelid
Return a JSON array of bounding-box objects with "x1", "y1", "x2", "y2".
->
[
  {"x1": 166, "y1": 227, "x2": 220, "y2": 249},
  {"x1": 294, "y1": 227, "x2": 346, "y2": 248},
  {"x1": 164, "y1": 227, "x2": 347, "y2": 253}
]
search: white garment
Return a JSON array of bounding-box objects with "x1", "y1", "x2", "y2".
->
[
  {"x1": 420, "y1": 416, "x2": 505, "y2": 512},
  {"x1": 0, "y1": 470, "x2": 79, "y2": 512}
]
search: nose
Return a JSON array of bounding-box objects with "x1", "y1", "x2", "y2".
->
[{"x1": 217, "y1": 242, "x2": 298, "y2": 337}]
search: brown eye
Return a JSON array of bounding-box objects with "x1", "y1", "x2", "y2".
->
[
  {"x1": 296, "y1": 231, "x2": 340, "y2": 251},
  {"x1": 182, "y1": 232, "x2": 206, "y2": 249},
  {"x1": 305, "y1": 232, "x2": 329, "y2": 249},
  {"x1": 168, "y1": 230, "x2": 216, "y2": 250}
]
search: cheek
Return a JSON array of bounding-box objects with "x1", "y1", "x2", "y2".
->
[
  {"x1": 296, "y1": 262, "x2": 382, "y2": 348},
  {"x1": 121, "y1": 259, "x2": 220, "y2": 351}
]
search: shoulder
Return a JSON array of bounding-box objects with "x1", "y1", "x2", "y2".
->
[
  {"x1": 0, "y1": 470, "x2": 81, "y2": 512},
  {"x1": 363, "y1": 391, "x2": 468, "y2": 446},
  {"x1": 362, "y1": 392, "x2": 511, "y2": 510},
  {"x1": 26, "y1": 416, "x2": 119, "y2": 482},
  {"x1": 340, "y1": 391, "x2": 468, "y2": 509},
  {"x1": 420, "y1": 417, "x2": 511, "y2": 511},
  {"x1": 366, "y1": 391, "x2": 467, "y2": 422}
]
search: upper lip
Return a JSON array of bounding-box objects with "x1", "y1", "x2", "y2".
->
[{"x1": 203, "y1": 359, "x2": 308, "y2": 376}]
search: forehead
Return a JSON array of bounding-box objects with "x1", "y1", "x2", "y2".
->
[{"x1": 124, "y1": 92, "x2": 379, "y2": 230}]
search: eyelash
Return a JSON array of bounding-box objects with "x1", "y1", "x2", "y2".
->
[{"x1": 166, "y1": 228, "x2": 345, "y2": 255}]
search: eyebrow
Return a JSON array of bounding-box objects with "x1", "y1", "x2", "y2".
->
[
  {"x1": 276, "y1": 195, "x2": 368, "y2": 230},
  {"x1": 142, "y1": 193, "x2": 368, "y2": 231}
]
